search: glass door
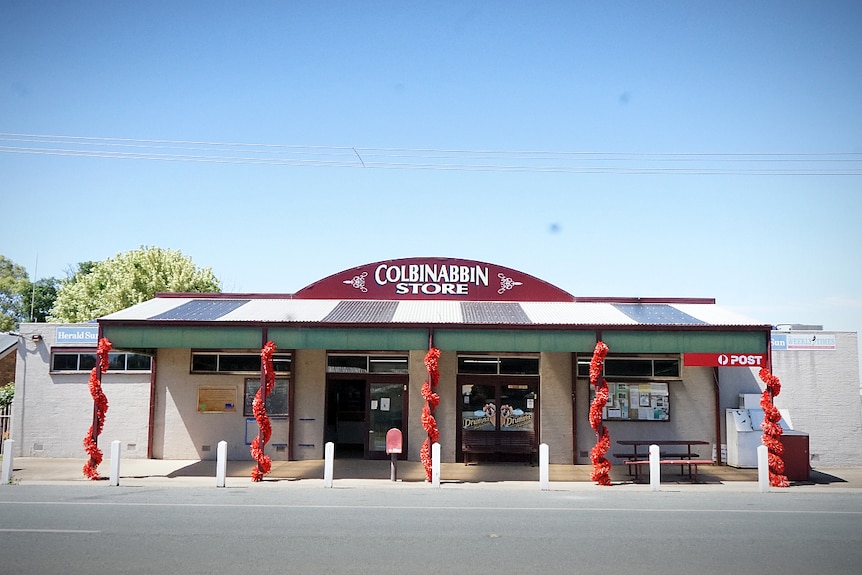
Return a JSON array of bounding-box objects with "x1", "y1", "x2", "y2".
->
[
  {"x1": 499, "y1": 383, "x2": 537, "y2": 432},
  {"x1": 462, "y1": 383, "x2": 498, "y2": 431},
  {"x1": 367, "y1": 382, "x2": 407, "y2": 459},
  {"x1": 457, "y1": 376, "x2": 539, "y2": 462}
]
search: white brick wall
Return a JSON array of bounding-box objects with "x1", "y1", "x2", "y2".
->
[
  {"x1": 771, "y1": 331, "x2": 862, "y2": 466},
  {"x1": 11, "y1": 323, "x2": 150, "y2": 459},
  {"x1": 292, "y1": 349, "x2": 326, "y2": 460},
  {"x1": 719, "y1": 331, "x2": 862, "y2": 466},
  {"x1": 154, "y1": 348, "x2": 293, "y2": 461},
  {"x1": 540, "y1": 352, "x2": 573, "y2": 464}
]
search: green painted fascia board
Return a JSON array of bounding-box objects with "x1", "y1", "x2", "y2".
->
[
  {"x1": 102, "y1": 326, "x2": 262, "y2": 349},
  {"x1": 434, "y1": 329, "x2": 597, "y2": 352},
  {"x1": 268, "y1": 328, "x2": 429, "y2": 351},
  {"x1": 603, "y1": 330, "x2": 768, "y2": 354},
  {"x1": 101, "y1": 325, "x2": 769, "y2": 354}
]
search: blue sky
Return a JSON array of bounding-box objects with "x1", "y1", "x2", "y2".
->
[{"x1": 2, "y1": 2, "x2": 861, "y2": 354}]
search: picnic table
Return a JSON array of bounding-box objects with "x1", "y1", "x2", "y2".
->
[{"x1": 616, "y1": 439, "x2": 712, "y2": 481}]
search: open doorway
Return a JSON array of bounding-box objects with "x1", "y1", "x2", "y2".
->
[
  {"x1": 324, "y1": 375, "x2": 409, "y2": 459},
  {"x1": 325, "y1": 379, "x2": 366, "y2": 458}
]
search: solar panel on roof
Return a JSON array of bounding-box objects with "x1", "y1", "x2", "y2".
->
[
  {"x1": 461, "y1": 302, "x2": 532, "y2": 324},
  {"x1": 322, "y1": 301, "x2": 399, "y2": 323},
  {"x1": 611, "y1": 304, "x2": 707, "y2": 325},
  {"x1": 149, "y1": 300, "x2": 250, "y2": 321}
]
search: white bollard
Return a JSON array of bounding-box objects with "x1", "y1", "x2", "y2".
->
[
  {"x1": 757, "y1": 444, "x2": 770, "y2": 492},
  {"x1": 109, "y1": 440, "x2": 121, "y2": 486},
  {"x1": 539, "y1": 443, "x2": 550, "y2": 491},
  {"x1": 431, "y1": 442, "x2": 441, "y2": 488},
  {"x1": 216, "y1": 441, "x2": 227, "y2": 488},
  {"x1": 1, "y1": 439, "x2": 14, "y2": 485},
  {"x1": 649, "y1": 444, "x2": 661, "y2": 491},
  {"x1": 323, "y1": 442, "x2": 335, "y2": 488}
]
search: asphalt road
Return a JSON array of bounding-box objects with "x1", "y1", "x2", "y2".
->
[{"x1": 1, "y1": 484, "x2": 861, "y2": 575}]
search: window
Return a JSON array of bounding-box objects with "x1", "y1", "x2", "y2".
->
[
  {"x1": 590, "y1": 381, "x2": 670, "y2": 422},
  {"x1": 458, "y1": 355, "x2": 539, "y2": 375},
  {"x1": 461, "y1": 382, "x2": 538, "y2": 432},
  {"x1": 244, "y1": 378, "x2": 289, "y2": 417},
  {"x1": 576, "y1": 355, "x2": 680, "y2": 380},
  {"x1": 579, "y1": 355, "x2": 676, "y2": 422},
  {"x1": 326, "y1": 354, "x2": 408, "y2": 374},
  {"x1": 191, "y1": 351, "x2": 292, "y2": 374},
  {"x1": 51, "y1": 351, "x2": 152, "y2": 372}
]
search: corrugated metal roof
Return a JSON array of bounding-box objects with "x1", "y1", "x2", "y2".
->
[
  {"x1": 100, "y1": 297, "x2": 195, "y2": 320},
  {"x1": 1, "y1": 332, "x2": 18, "y2": 356},
  {"x1": 461, "y1": 302, "x2": 532, "y2": 324},
  {"x1": 611, "y1": 303, "x2": 707, "y2": 325},
  {"x1": 149, "y1": 299, "x2": 249, "y2": 321},
  {"x1": 218, "y1": 299, "x2": 338, "y2": 322},
  {"x1": 520, "y1": 302, "x2": 638, "y2": 325},
  {"x1": 322, "y1": 300, "x2": 399, "y2": 323},
  {"x1": 98, "y1": 295, "x2": 768, "y2": 328},
  {"x1": 392, "y1": 300, "x2": 462, "y2": 323}
]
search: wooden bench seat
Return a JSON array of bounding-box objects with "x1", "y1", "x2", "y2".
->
[
  {"x1": 613, "y1": 452, "x2": 699, "y2": 461},
  {"x1": 623, "y1": 458, "x2": 715, "y2": 482},
  {"x1": 462, "y1": 430, "x2": 537, "y2": 465}
]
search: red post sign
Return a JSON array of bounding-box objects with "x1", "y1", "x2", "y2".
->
[{"x1": 684, "y1": 353, "x2": 768, "y2": 367}]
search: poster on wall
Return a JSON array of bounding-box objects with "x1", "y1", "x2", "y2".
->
[
  {"x1": 593, "y1": 382, "x2": 669, "y2": 421},
  {"x1": 197, "y1": 386, "x2": 238, "y2": 413}
]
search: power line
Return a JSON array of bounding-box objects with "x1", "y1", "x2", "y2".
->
[{"x1": 1, "y1": 132, "x2": 860, "y2": 175}]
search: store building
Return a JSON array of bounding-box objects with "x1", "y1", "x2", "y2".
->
[{"x1": 12, "y1": 257, "x2": 805, "y2": 466}]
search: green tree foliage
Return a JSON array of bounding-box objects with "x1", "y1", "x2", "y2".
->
[
  {"x1": 29, "y1": 277, "x2": 60, "y2": 323},
  {"x1": 49, "y1": 247, "x2": 221, "y2": 322},
  {"x1": 0, "y1": 382, "x2": 13, "y2": 408},
  {"x1": 0, "y1": 255, "x2": 30, "y2": 331}
]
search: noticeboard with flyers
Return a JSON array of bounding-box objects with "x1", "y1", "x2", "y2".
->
[{"x1": 591, "y1": 382, "x2": 670, "y2": 421}]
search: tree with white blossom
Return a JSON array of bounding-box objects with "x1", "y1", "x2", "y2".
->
[{"x1": 50, "y1": 246, "x2": 221, "y2": 322}]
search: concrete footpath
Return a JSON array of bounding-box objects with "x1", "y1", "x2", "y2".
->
[{"x1": 4, "y1": 456, "x2": 862, "y2": 492}]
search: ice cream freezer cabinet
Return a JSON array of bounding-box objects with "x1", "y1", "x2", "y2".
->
[{"x1": 725, "y1": 396, "x2": 809, "y2": 481}]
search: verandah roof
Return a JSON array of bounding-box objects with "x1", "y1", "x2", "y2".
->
[
  {"x1": 100, "y1": 295, "x2": 766, "y2": 328},
  {"x1": 97, "y1": 294, "x2": 771, "y2": 354}
]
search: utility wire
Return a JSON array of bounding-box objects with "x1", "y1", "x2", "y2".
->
[{"x1": 1, "y1": 132, "x2": 860, "y2": 175}]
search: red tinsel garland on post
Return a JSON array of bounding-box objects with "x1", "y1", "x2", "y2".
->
[
  {"x1": 250, "y1": 341, "x2": 277, "y2": 482},
  {"x1": 588, "y1": 341, "x2": 612, "y2": 486},
  {"x1": 83, "y1": 337, "x2": 112, "y2": 480},
  {"x1": 420, "y1": 347, "x2": 441, "y2": 482},
  {"x1": 759, "y1": 367, "x2": 789, "y2": 488}
]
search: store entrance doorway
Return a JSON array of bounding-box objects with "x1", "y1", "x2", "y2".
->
[
  {"x1": 325, "y1": 376, "x2": 408, "y2": 459},
  {"x1": 457, "y1": 376, "x2": 539, "y2": 463}
]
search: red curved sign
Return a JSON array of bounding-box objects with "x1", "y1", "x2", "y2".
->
[{"x1": 293, "y1": 257, "x2": 575, "y2": 302}]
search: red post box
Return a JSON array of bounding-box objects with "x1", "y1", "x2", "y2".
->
[
  {"x1": 386, "y1": 428, "x2": 403, "y2": 454},
  {"x1": 386, "y1": 428, "x2": 403, "y2": 481}
]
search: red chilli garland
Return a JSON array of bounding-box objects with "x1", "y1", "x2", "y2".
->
[
  {"x1": 759, "y1": 368, "x2": 789, "y2": 488},
  {"x1": 588, "y1": 341, "x2": 612, "y2": 486},
  {"x1": 83, "y1": 337, "x2": 112, "y2": 480},
  {"x1": 420, "y1": 347, "x2": 441, "y2": 482},
  {"x1": 250, "y1": 341, "x2": 277, "y2": 482}
]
